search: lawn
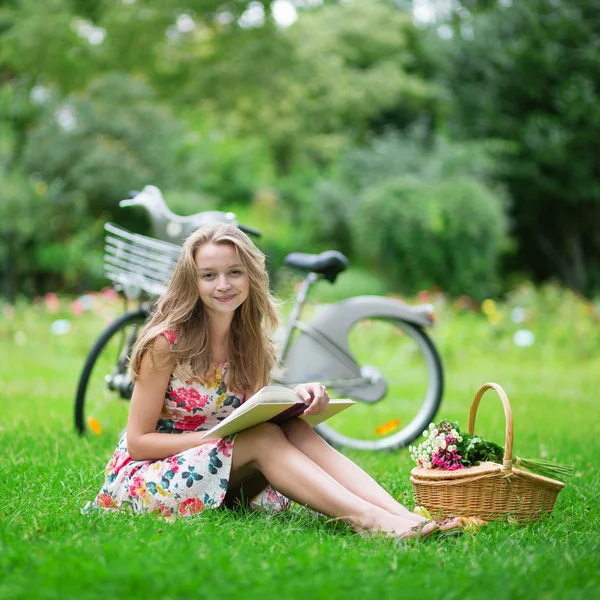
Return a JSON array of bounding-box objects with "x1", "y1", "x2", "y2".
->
[{"x1": 1, "y1": 284, "x2": 599, "y2": 600}]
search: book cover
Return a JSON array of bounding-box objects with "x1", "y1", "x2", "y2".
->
[{"x1": 199, "y1": 385, "x2": 354, "y2": 441}]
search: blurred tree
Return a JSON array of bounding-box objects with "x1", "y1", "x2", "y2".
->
[
  {"x1": 439, "y1": 0, "x2": 600, "y2": 293},
  {"x1": 0, "y1": 167, "x2": 103, "y2": 297},
  {"x1": 175, "y1": 0, "x2": 440, "y2": 175},
  {"x1": 23, "y1": 73, "x2": 182, "y2": 219},
  {"x1": 0, "y1": 0, "x2": 463, "y2": 296},
  {"x1": 354, "y1": 175, "x2": 506, "y2": 299},
  {"x1": 306, "y1": 128, "x2": 509, "y2": 297},
  {"x1": 1, "y1": 0, "x2": 440, "y2": 183}
]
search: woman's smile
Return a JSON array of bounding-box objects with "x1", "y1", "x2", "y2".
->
[{"x1": 194, "y1": 243, "x2": 250, "y2": 317}]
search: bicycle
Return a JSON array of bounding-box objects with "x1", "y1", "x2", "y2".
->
[{"x1": 74, "y1": 185, "x2": 444, "y2": 451}]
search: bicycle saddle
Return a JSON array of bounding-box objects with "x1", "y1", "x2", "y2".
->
[{"x1": 284, "y1": 251, "x2": 349, "y2": 283}]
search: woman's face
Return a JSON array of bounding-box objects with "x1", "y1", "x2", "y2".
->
[{"x1": 194, "y1": 242, "x2": 250, "y2": 318}]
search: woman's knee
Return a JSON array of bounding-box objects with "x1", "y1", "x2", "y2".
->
[
  {"x1": 243, "y1": 422, "x2": 286, "y2": 449},
  {"x1": 232, "y1": 422, "x2": 287, "y2": 470},
  {"x1": 280, "y1": 418, "x2": 316, "y2": 444}
]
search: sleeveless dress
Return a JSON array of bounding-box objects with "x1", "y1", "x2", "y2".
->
[{"x1": 84, "y1": 330, "x2": 290, "y2": 518}]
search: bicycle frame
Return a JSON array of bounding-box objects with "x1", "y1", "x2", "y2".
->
[
  {"x1": 274, "y1": 273, "x2": 376, "y2": 389},
  {"x1": 274, "y1": 270, "x2": 438, "y2": 401}
]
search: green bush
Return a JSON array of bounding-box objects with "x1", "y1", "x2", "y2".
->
[
  {"x1": 354, "y1": 176, "x2": 507, "y2": 299},
  {"x1": 22, "y1": 73, "x2": 182, "y2": 220},
  {"x1": 307, "y1": 130, "x2": 510, "y2": 281},
  {"x1": 303, "y1": 178, "x2": 357, "y2": 257},
  {"x1": 440, "y1": 0, "x2": 600, "y2": 294},
  {"x1": 0, "y1": 168, "x2": 104, "y2": 297}
]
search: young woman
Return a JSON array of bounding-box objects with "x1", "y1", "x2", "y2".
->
[{"x1": 86, "y1": 223, "x2": 457, "y2": 538}]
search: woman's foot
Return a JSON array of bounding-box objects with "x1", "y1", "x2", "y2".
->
[
  {"x1": 436, "y1": 516, "x2": 464, "y2": 533},
  {"x1": 351, "y1": 507, "x2": 440, "y2": 539}
]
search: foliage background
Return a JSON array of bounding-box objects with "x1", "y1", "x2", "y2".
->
[{"x1": 1, "y1": 0, "x2": 598, "y2": 301}]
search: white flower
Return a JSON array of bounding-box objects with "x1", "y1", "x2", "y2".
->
[
  {"x1": 458, "y1": 436, "x2": 463, "y2": 442},
  {"x1": 511, "y1": 307, "x2": 525, "y2": 324},
  {"x1": 423, "y1": 430, "x2": 428, "y2": 437},
  {"x1": 513, "y1": 329, "x2": 535, "y2": 347}
]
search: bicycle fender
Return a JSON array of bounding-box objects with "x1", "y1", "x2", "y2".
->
[
  {"x1": 282, "y1": 296, "x2": 434, "y2": 386},
  {"x1": 328, "y1": 296, "x2": 435, "y2": 328}
]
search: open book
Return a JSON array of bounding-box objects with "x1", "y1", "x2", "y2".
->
[{"x1": 199, "y1": 386, "x2": 355, "y2": 442}]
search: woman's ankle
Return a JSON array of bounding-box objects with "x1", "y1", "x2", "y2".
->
[{"x1": 347, "y1": 506, "x2": 389, "y2": 533}]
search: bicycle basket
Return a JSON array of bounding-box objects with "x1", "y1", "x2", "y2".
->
[{"x1": 104, "y1": 223, "x2": 182, "y2": 296}]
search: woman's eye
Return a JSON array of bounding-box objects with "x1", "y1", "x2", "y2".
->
[
  {"x1": 202, "y1": 273, "x2": 215, "y2": 279},
  {"x1": 230, "y1": 270, "x2": 243, "y2": 276}
]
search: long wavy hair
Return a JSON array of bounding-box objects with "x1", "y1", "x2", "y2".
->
[{"x1": 130, "y1": 222, "x2": 279, "y2": 395}]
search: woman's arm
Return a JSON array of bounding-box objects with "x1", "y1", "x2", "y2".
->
[{"x1": 126, "y1": 336, "x2": 213, "y2": 461}]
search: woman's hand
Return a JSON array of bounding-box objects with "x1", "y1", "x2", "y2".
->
[{"x1": 293, "y1": 382, "x2": 330, "y2": 416}]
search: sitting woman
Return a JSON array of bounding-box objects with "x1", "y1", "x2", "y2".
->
[{"x1": 85, "y1": 222, "x2": 460, "y2": 538}]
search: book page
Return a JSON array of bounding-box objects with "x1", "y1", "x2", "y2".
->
[
  {"x1": 199, "y1": 399, "x2": 354, "y2": 442},
  {"x1": 228, "y1": 385, "x2": 303, "y2": 419}
]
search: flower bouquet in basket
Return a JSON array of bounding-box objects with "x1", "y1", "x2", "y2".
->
[{"x1": 409, "y1": 383, "x2": 573, "y2": 522}]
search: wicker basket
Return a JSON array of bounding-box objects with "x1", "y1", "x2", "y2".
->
[{"x1": 410, "y1": 382, "x2": 565, "y2": 521}]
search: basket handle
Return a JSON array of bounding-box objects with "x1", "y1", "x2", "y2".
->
[{"x1": 467, "y1": 382, "x2": 513, "y2": 474}]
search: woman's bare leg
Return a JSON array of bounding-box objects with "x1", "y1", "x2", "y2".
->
[
  {"x1": 279, "y1": 419, "x2": 462, "y2": 532},
  {"x1": 229, "y1": 422, "x2": 436, "y2": 538},
  {"x1": 279, "y1": 419, "x2": 422, "y2": 518}
]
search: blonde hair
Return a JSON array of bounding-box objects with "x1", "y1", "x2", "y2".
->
[{"x1": 130, "y1": 222, "x2": 279, "y2": 394}]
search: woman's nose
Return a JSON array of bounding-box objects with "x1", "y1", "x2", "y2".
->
[{"x1": 216, "y1": 275, "x2": 230, "y2": 290}]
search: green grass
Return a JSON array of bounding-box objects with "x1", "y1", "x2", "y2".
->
[{"x1": 1, "y1": 289, "x2": 599, "y2": 600}]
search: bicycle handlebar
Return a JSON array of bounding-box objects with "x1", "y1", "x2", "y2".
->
[
  {"x1": 238, "y1": 224, "x2": 262, "y2": 238},
  {"x1": 118, "y1": 186, "x2": 262, "y2": 241}
]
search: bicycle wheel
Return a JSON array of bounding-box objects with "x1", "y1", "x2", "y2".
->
[
  {"x1": 312, "y1": 318, "x2": 443, "y2": 451},
  {"x1": 74, "y1": 309, "x2": 147, "y2": 435}
]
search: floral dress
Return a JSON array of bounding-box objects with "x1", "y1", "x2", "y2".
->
[{"x1": 84, "y1": 330, "x2": 290, "y2": 518}]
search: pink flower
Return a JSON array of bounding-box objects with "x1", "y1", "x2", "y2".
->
[
  {"x1": 163, "y1": 330, "x2": 177, "y2": 345},
  {"x1": 216, "y1": 438, "x2": 233, "y2": 457},
  {"x1": 267, "y1": 488, "x2": 281, "y2": 503},
  {"x1": 71, "y1": 300, "x2": 84, "y2": 316},
  {"x1": 171, "y1": 387, "x2": 209, "y2": 411},
  {"x1": 157, "y1": 505, "x2": 173, "y2": 518},
  {"x1": 44, "y1": 293, "x2": 60, "y2": 313},
  {"x1": 174, "y1": 414, "x2": 208, "y2": 431},
  {"x1": 102, "y1": 287, "x2": 120, "y2": 302},
  {"x1": 129, "y1": 475, "x2": 145, "y2": 498},
  {"x1": 105, "y1": 450, "x2": 132, "y2": 476},
  {"x1": 96, "y1": 492, "x2": 118, "y2": 509},
  {"x1": 179, "y1": 497, "x2": 204, "y2": 516}
]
